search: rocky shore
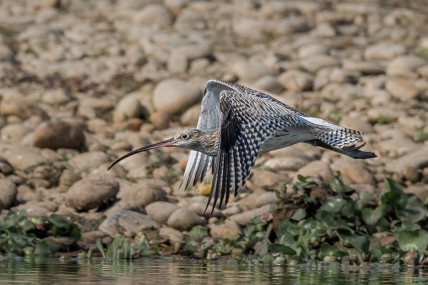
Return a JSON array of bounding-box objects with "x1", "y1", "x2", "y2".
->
[{"x1": 0, "y1": 0, "x2": 427, "y2": 254}]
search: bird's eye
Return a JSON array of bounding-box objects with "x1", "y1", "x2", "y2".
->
[{"x1": 181, "y1": 134, "x2": 189, "y2": 140}]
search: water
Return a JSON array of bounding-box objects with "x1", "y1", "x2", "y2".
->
[{"x1": 0, "y1": 257, "x2": 427, "y2": 285}]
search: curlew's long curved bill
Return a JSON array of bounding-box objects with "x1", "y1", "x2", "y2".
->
[{"x1": 107, "y1": 138, "x2": 175, "y2": 170}]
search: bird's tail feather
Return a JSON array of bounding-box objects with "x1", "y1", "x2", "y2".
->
[
  {"x1": 311, "y1": 128, "x2": 364, "y2": 149},
  {"x1": 307, "y1": 139, "x2": 377, "y2": 159}
]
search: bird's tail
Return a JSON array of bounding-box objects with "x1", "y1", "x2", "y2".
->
[{"x1": 304, "y1": 117, "x2": 377, "y2": 159}]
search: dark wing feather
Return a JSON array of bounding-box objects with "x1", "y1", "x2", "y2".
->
[
  {"x1": 181, "y1": 79, "x2": 306, "y2": 192},
  {"x1": 205, "y1": 90, "x2": 304, "y2": 212}
]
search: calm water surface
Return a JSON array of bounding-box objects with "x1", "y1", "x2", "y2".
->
[{"x1": 0, "y1": 257, "x2": 427, "y2": 285}]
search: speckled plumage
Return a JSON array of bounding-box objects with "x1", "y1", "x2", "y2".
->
[{"x1": 109, "y1": 79, "x2": 376, "y2": 213}]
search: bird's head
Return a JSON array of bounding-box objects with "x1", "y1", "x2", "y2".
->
[{"x1": 108, "y1": 128, "x2": 207, "y2": 170}]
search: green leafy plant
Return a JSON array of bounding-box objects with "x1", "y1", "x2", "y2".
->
[
  {"x1": 0, "y1": 211, "x2": 81, "y2": 257},
  {"x1": 96, "y1": 235, "x2": 155, "y2": 259}
]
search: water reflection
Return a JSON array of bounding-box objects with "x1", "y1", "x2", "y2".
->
[{"x1": 0, "y1": 257, "x2": 427, "y2": 285}]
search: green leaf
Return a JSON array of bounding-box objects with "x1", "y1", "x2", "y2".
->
[
  {"x1": 362, "y1": 206, "x2": 385, "y2": 226},
  {"x1": 96, "y1": 238, "x2": 106, "y2": 258},
  {"x1": 34, "y1": 241, "x2": 52, "y2": 257},
  {"x1": 319, "y1": 197, "x2": 347, "y2": 213},
  {"x1": 276, "y1": 220, "x2": 299, "y2": 237},
  {"x1": 329, "y1": 172, "x2": 355, "y2": 195},
  {"x1": 279, "y1": 231, "x2": 297, "y2": 247},
  {"x1": 269, "y1": 244, "x2": 296, "y2": 255},
  {"x1": 384, "y1": 178, "x2": 404, "y2": 193},
  {"x1": 291, "y1": 208, "x2": 306, "y2": 221},
  {"x1": 190, "y1": 226, "x2": 208, "y2": 241},
  {"x1": 349, "y1": 236, "x2": 369, "y2": 254},
  {"x1": 398, "y1": 229, "x2": 428, "y2": 251}
]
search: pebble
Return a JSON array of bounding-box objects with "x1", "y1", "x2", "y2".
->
[
  {"x1": 229, "y1": 204, "x2": 271, "y2": 225},
  {"x1": 278, "y1": 70, "x2": 314, "y2": 91},
  {"x1": 296, "y1": 160, "x2": 333, "y2": 182},
  {"x1": 153, "y1": 79, "x2": 202, "y2": 114},
  {"x1": 0, "y1": 145, "x2": 48, "y2": 171},
  {"x1": 364, "y1": 43, "x2": 406, "y2": 60},
  {"x1": 113, "y1": 96, "x2": 145, "y2": 123},
  {"x1": 386, "y1": 55, "x2": 426, "y2": 78},
  {"x1": 385, "y1": 146, "x2": 428, "y2": 182},
  {"x1": 300, "y1": 55, "x2": 339, "y2": 73},
  {"x1": 120, "y1": 181, "x2": 168, "y2": 208},
  {"x1": 209, "y1": 220, "x2": 244, "y2": 238},
  {"x1": 32, "y1": 121, "x2": 86, "y2": 150},
  {"x1": 167, "y1": 208, "x2": 207, "y2": 231},
  {"x1": 99, "y1": 210, "x2": 160, "y2": 238},
  {"x1": 133, "y1": 4, "x2": 172, "y2": 28},
  {"x1": 0, "y1": 178, "x2": 17, "y2": 210},
  {"x1": 66, "y1": 176, "x2": 119, "y2": 211},
  {"x1": 145, "y1": 201, "x2": 179, "y2": 224},
  {"x1": 385, "y1": 79, "x2": 419, "y2": 100},
  {"x1": 69, "y1": 152, "x2": 110, "y2": 173}
]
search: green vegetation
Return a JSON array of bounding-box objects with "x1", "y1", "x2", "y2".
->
[
  {"x1": 1, "y1": 175, "x2": 427, "y2": 267},
  {"x1": 0, "y1": 211, "x2": 80, "y2": 257}
]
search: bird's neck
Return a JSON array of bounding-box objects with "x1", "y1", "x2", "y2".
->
[{"x1": 195, "y1": 129, "x2": 219, "y2": 156}]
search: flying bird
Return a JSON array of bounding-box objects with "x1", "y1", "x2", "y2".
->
[{"x1": 108, "y1": 79, "x2": 376, "y2": 212}]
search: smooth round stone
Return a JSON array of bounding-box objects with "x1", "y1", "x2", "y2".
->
[
  {"x1": 66, "y1": 176, "x2": 119, "y2": 211},
  {"x1": 99, "y1": 210, "x2": 160, "y2": 238},
  {"x1": 385, "y1": 79, "x2": 418, "y2": 100},
  {"x1": 133, "y1": 4, "x2": 172, "y2": 28},
  {"x1": 120, "y1": 181, "x2": 168, "y2": 208},
  {"x1": 32, "y1": 121, "x2": 86, "y2": 150},
  {"x1": 113, "y1": 95, "x2": 145, "y2": 123},
  {"x1": 153, "y1": 79, "x2": 202, "y2": 114},
  {"x1": 167, "y1": 208, "x2": 207, "y2": 231},
  {"x1": 386, "y1": 56, "x2": 426, "y2": 78},
  {"x1": 364, "y1": 43, "x2": 405, "y2": 60},
  {"x1": 278, "y1": 70, "x2": 313, "y2": 91},
  {"x1": 145, "y1": 201, "x2": 179, "y2": 224},
  {"x1": 0, "y1": 178, "x2": 17, "y2": 210}
]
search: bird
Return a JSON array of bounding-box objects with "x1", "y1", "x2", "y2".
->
[{"x1": 108, "y1": 79, "x2": 376, "y2": 213}]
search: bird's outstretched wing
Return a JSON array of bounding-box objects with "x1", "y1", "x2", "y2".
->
[
  {"x1": 206, "y1": 90, "x2": 307, "y2": 212},
  {"x1": 180, "y1": 79, "x2": 304, "y2": 190}
]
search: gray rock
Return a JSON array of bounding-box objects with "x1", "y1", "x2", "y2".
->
[
  {"x1": 174, "y1": 8, "x2": 207, "y2": 32},
  {"x1": 264, "y1": 157, "x2": 308, "y2": 171},
  {"x1": 99, "y1": 210, "x2": 160, "y2": 238},
  {"x1": 385, "y1": 79, "x2": 418, "y2": 100},
  {"x1": 113, "y1": 96, "x2": 145, "y2": 123},
  {"x1": 232, "y1": 59, "x2": 271, "y2": 82},
  {"x1": 300, "y1": 55, "x2": 339, "y2": 73},
  {"x1": 237, "y1": 191, "x2": 279, "y2": 208},
  {"x1": 0, "y1": 157, "x2": 14, "y2": 175},
  {"x1": 0, "y1": 123, "x2": 33, "y2": 143},
  {"x1": 250, "y1": 169, "x2": 287, "y2": 190},
  {"x1": 333, "y1": 159, "x2": 374, "y2": 185},
  {"x1": 0, "y1": 90, "x2": 47, "y2": 120},
  {"x1": 167, "y1": 208, "x2": 207, "y2": 231},
  {"x1": 153, "y1": 79, "x2": 202, "y2": 114},
  {"x1": 187, "y1": 200, "x2": 224, "y2": 219},
  {"x1": 342, "y1": 60, "x2": 384, "y2": 75},
  {"x1": 229, "y1": 204, "x2": 271, "y2": 225},
  {"x1": 180, "y1": 104, "x2": 201, "y2": 126},
  {"x1": 120, "y1": 181, "x2": 168, "y2": 208},
  {"x1": 278, "y1": 70, "x2": 313, "y2": 91},
  {"x1": 41, "y1": 89, "x2": 71, "y2": 105},
  {"x1": 296, "y1": 160, "x2": 333, "y2": 182},
  {"x1": 298, "y1": 44, "x2": 328, "y2": 59},
  {"x1": 66, "y1": 176, "x2": 119, "y2": 211},
  {"x1": 69, "y1": 152, "x2": 110, "y2": 173},
  {"x1": 311, "y1": 23, "x2": 335, "y2": 38},
  {"x1": 385, "y1": 146, "x2": 428, "y2": 182},
  {"x1": 32, "y1": 121, "x2": 86, "y2": 150},
  {"x1": 77, "y1": 97, "x2": 115, "y2": 119},
  {"x1": 253, "y1": 75, "x2": 283, "y2": 93},
  {"x1": 149, "y1": 111, "x2": 170, "y2": 130},
  {"x1": 0, "y1": 178, "x2": 17, "y2": 210},
  {"x1": 209, "y1": 220, "x2": 244, "y2": 239},
  {"x1": 146, "y1": 201, "x2": 179, "y2": 224},
  {"x1": 386, "y1": 56, "x2": 426, "y2": 79},
  {"x1": 0, "y1": 145, "x2": 47, "y2": 171},
  {"x1": 133, "y1": 4, "x2": 172, "y2": 28},
  {"x1": 159, "y1": 226, "x2": 183, "y2": 243},
  {"x1": 364, "y1": 43, "x2": 405, "y2": 60}
]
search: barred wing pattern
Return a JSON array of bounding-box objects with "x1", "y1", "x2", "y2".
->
[
  {"x1": 206, "y1": 90, "x2": 308, "y2": 212},
  {"x1": 179, "y1": 79, "x2": 300, "y2": 190}
]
